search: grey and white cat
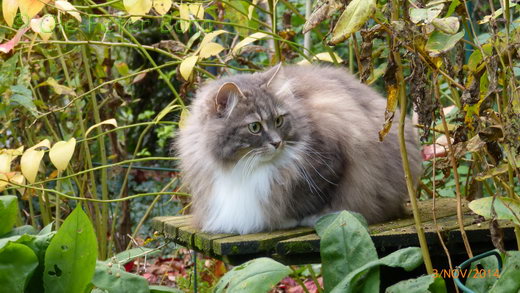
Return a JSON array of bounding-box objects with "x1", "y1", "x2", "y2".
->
[{"x1": 176, "y1": 64, "x2": 422, "y2": 235}]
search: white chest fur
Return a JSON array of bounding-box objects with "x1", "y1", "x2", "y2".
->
[{"x1": 202, "y1": 163, "x2": 275, "y2": 234}]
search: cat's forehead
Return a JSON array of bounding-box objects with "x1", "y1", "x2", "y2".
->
[{"x1": 238, "y1": 86, "x2": 283, "y2": 118}]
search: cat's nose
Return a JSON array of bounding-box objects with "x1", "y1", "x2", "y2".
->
[{"x1": 270, "y1": 140, "x2": 281, "y2": 149}]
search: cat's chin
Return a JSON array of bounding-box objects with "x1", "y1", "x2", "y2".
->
[{"x1": 257, "y1": 147, "x2": 285, "y2": 163}]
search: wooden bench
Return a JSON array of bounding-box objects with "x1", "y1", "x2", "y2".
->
[{"x1": 152, "y1": 198, "x2": 517, "y2": 265}]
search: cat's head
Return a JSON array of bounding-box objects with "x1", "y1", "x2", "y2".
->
[{"x1": 198, "y1": 65, "x2": 310, "y2": 167}]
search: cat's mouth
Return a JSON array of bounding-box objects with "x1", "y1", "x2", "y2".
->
[{"x1": 258, "y1": 143, "x2": 285, "y2": 162}]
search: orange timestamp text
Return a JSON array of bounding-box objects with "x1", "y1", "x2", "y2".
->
[{"x1": 433, "y1": 268, "x2": 500, "y2": 279}]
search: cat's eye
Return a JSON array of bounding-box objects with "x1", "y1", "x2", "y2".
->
[
  {"x1": 248, "y1": 122, "x2": 262, "y2": 134},
  {"x1": 275, "y1": 116, "x2": 284, "y2": 128}
]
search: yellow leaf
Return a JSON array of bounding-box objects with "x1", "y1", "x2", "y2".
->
[
  {"x1": 123, "y1": 0, "x2": 152, "y2": 22},
  {"x1": 55, "y1": 0, "x2": 81, "y2": 22},
  {"x1": 329, "y1": 0, "x2": 376, "y2": 44},
  {"x1": 378, "y1": 84, "x2": 398, "y2": 141},
  {"x1": 153, "y1": 0, "x2": 172, "y2": 15},
  {"x1": 85, "y1": 118, "x2": 118, "y2": 137},
  {"x1": 188, "y1": 3, "x2": 204, "y2": 19},
  {"x1": 0, "y1": 174, "x2": 7, "y2": 192},
  {"x1": 49, "y1": 138, "x2": 76, "y2": 171},
  {"x1": 21, "y1": 139, "x2": 50, "y2": 184},
  {"x1": 179, "y1": 4, "x2": 190, "y2": 33},
  {"x1": 248, "y1": 0, "x2": 259, "y2": 20},
  {"x1": 40, "y1": 77, "x2": 76, "y2": 96},
  {"x1": 2, "y1": 0, "x2": 19, "y2": 27},
  {"x1": 314, "y1": 52, "x2": 342, "y2": 63},
  {"x1": 199, "y1": 42, "x2": 225, "y2": 59},
  {"x1": 0, "y1": 146, "x2": 24, "y2": 173},
  {"x1": 232, "y1": 32, "x2": 269, "y2": 55},
  {"x1": 154, "y1": 104, "x2": 181, "y2": 123},
  {"x1": 30, "y1": 15, "x2": 55, "y2": 41},
  {"x1": 10, "y1": 172, "x2": 26, "y2": 195},
  {"x1": 198, "y1": 30, "x2": 227, "y2": 52},
  {"x1": 179, "y1": 55, "x2": 198, "y2": 80},
  {"x1": 179, "y1": 108, "x2": 190, "y2": 129},
  {"x1": 18, "y1": 0, "x2": 51, "y2": 23}
]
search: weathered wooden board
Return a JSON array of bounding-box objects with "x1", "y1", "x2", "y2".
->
[{"x1": 153, "y1": 198, "x2": 517, "y2": 265}]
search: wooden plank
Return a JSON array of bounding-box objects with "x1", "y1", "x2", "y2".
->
[
  {"x1": 153, "y1": 198, "x2": 474, "y2": 261},
  {"x1": 275, "y1": 212, "x2": 477, "y2": 258},
  {"x1": 193, "y1": 232, "x2": 235, "y2": 255},
  {"x1": 370, "y1": 198, "x2": 468, "y2": 234},
  {"x1": 276, "y1": 234, "x2": 320, "y2": 256},
  {"x1": 162, "y1": 216, "x2": 192, "y2": 238},
  {"x1": 448, "y1": 220, "x2": 516, "y2": 244},
  {"x1": 213, "y1": 227, "x2": 315, "y2": 255},
  {"x1": 151, "y1": 216, "x2": 171, "y2": 232},
  {"x1": 176, "y1": 225, "x2": 199, "y2": 247},
  {"x1": 371, "y1": 214, "x2": 476, "y2": 249}
]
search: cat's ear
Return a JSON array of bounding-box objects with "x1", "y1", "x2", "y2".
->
[
  {"x1": 214, "y1": 82, "x2": 244, "y2": 114},
  {"x1": 265, "y1": 63, "x2": 284, "y2": 88},
  {"x1": 265, "y1": 63, "x2": 292, "y2": 97}
]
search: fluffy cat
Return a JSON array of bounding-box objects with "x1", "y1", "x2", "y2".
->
[{"x1": 176, "y1": 64, "x2": 422, "y2": 235}]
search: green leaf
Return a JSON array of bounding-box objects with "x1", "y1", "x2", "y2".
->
[
  {"x1": 91, "y1": 261, "x2": 150, "y2": 293},
  {"x1": 446, "y1": 0, "x2": 460, "y2": 17},
  {"x1": 409, "y1": 4, "x2": 444, "y2": 24},
  {"x1": 431, "y1": 17, "x2": 460, "y2": 34},
  {"x1": 468, "y1": 197, "x2": 520, "y2": 225},
  {"x1": 329, "y1": 0, "x2": 376, "y2": 44},
  {"x1": 0, "y1": 195, "x2": 19, "y2": 236},
  {"x1": 425, "y1": 30, "x2": 465, "y2": 56},
  {"x1": 0, "y1": 53, "x2": 18, "y2": 94},
  {"x1": 3, "y1": 225, "x2": 38, "y2": 237},
  {"x1": 0, "y1": 232, "x2": 52, "y2": 293},
  {"x1": 490, "y1": 251, "x2": 520, "y2": 292},
  {"x1": 466, "y1": 254, "x2": 499, "y2": 293},
  {"x1": 9, "y1": 84, "x2": 38, "y2": 116},
  {"x1": 214, "y1": 257, "x2": 291, "y2": 293},
  {"x1": 316, "y1": 211, "x2": 378, "y2": 292},
  {"x1": 386, "y1": 274, "x2": 447, "y2": 293},
  {"x1": 44, "y1": 205, "x2": 98, "y2": 293},
  {"x1": 111, "y1": 247, "x2": 159, "y2": 264},
  {"x1": 331, "y1": 247, "x2": 424, "y2": 293},
  {"x1": 0, "y1": 242, "x2": 39, "y2": 292}
]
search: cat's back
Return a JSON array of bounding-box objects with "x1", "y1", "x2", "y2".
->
[{"x1": 280, "y1": 65, "x2": 386, "y2": 142}]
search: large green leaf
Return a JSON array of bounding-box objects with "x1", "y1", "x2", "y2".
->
[
  {"x1": 0, "y1": 242, "x2": 39, "y2": 292},
  {"x1": 386, "y1": 274, "x2": 447, "y2": 293},
  {"x1": 329, "y1": 0, "x2": 376, "y2": 44},
  {"x1": 43, "y1": 205, "x2": 98, "y2": 293},
  {"x1": 466, "y1": 254, "x2": 499, "y2": 293},
  {"x1": 468, "y1": 197, "x2": 520, "y2": 225},
  {"x1": 316, "y1": 211, "x2": 378, "y2": 292},
  {"x1": 0, "y1": 223, "x2": 55, "y2": 292},
  {"x1": 91, "y1": 261, "x2": 150, "y2": 293},
  {"x1": 213, "y1": 257, "x2": 291, "y2": 293},
  {"x1": 425, "y1": 30, "x2": 465, "y2": 56},
  {"x1": 490, "y1": 251, "x2": 520, "y2": 292},
  {"x1": 331, "y1": 247, "x2": 424, "y2": 293},
  {"x1": 0, "y1": 195, "x2": 19, "y2": 236}
]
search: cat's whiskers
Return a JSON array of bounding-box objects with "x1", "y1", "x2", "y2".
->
[
  {"x1": 284, "y1": 144, "x2": 327, "y2": 201},
  {"x1": 235, "y1": 148, "x2": 261, "y2": 177},
  {"x1": 286, "y1": 141, "x2": 338, "y2": 178}
]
